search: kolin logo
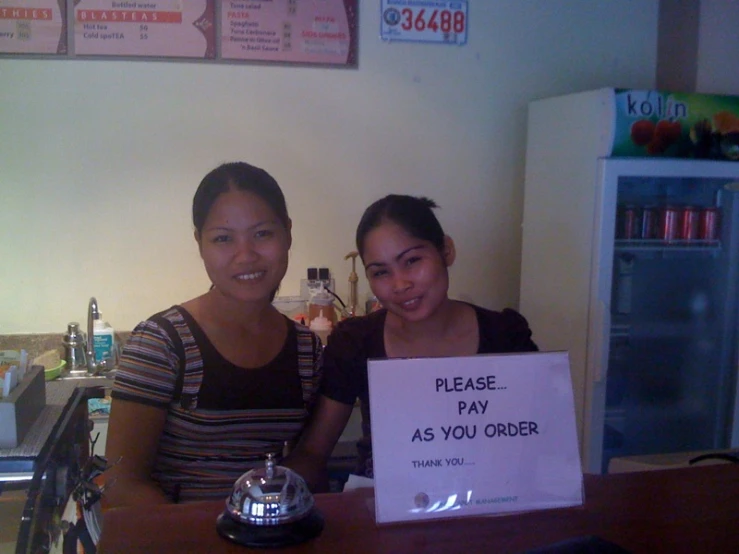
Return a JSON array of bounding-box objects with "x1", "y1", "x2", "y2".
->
[{"x1": 626, "y1": 93, "x2": 688, "y2": 120}]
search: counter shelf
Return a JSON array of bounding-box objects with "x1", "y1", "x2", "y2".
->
[{"x1": 0, "y1": 380, "x2": 106, "y2": 554}]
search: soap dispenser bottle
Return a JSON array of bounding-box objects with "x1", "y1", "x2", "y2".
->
[
  {"x1": 92, "y1": 313, "x2": 116, "y2": 365},
  {"x1": 309, "y1": 309, "x2": 332, "y2": 344}
]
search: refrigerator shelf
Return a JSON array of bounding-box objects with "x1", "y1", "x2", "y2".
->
[
  {"x1": 605, "y1": 409, "x2": 626, "y2": 426},
  {"x1": 610, "y1": 324, "x2": 631, "y2": 339},
  {"x1": 615, "y1": 239, "x2": 721, "y2": 252},
  {"x1": 609, "y1": 320, "x2": 707, "y2": 339}
]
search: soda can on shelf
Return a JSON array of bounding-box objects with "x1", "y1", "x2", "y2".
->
[
  {"x1": 660, "y1": 205, "x2": 679, "y2": 242},
  {"x1": 641, "y1": 206, "x2": 657, "y2": 239},
  {"x1": 698, "y1": 207, "x2": 720, "y2": 241},
  {"x1": 680, "y1": 206, "x2": 699, "y2": 241},
  {"x1": 621, "y1": 204, "x2": 640, "y2": 239}
]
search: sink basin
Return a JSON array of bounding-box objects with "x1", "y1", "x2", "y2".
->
[{"x1": 57, "y1": 369, "x2": 117, "y2": 381}]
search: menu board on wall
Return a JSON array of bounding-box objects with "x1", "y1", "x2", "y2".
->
[
  {"x1": 221, "y1": 0, "x2": 357, "y2": 66},
  {"x1": 1, "y1": 0, "x2": 358, "y2": 65},
  {"x1": 0, "y1": 1, "x2": 67, "y2": 54},
  {"x1": 73, "y1": 0, "x2": 215, "y2": 58}
]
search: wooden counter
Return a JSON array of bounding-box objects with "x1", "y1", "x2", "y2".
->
[{"x1": 99, "y1": 463, "x2": 739, "y2": 553}]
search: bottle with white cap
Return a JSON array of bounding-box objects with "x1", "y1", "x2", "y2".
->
[
  {"x1": 309, "y1": 309, "x2": 332, "y2": 344},
  {"x1": 92, "y1": 313, "x2": 116, "y2": 365},
  {"x1": 308, "y1": 283, "x2": 337, "y2": 327}
]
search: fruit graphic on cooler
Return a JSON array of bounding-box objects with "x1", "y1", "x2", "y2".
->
[
  {"x1": 630, "y1": 119, "x2": 655, "y2": 146},
  {"x1": 656, "y1": 119, "x2": 681, "y2": 142},
  {"x1": 649, "y1": 120, "x2": 682, "y2": 154},
  {"x1": 630, "y1": 118, "x2": 682, "y2": 155},
  {"x1": 720, "y1": 133, "x2": 739, "y2": 161},
  {"x1": 713, "y1": 111, "x2": 739, "y2": 135},
  {"x1": 714, "y1": 112, "x2": 739, "y2": 161},
  {"x1": 688, "y1": 110, "x2": 739, "y2": 161},
  {"x1": 689, "y1": 119, "x2": 716, "y2": 158}
]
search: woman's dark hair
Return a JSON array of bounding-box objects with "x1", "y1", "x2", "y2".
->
[
  {"x1": 355, "y1": 194, "x2": 445, "y2": 258},
  {"x1": 192, "y1": 162, "x2": 289, "y2": 236}
]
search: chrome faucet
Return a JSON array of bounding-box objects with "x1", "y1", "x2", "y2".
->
[{"x1": 86, "y1": 297, "x2": 109, "y2": 375}]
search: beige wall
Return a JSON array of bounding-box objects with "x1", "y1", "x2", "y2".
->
[
  {"x1": 697, "y1": 0, "x2": 739, "y2": 95},
  {"x1": 657, "y1": 0, "x2": 739, "y2": 96},
  {"x1": 657, "y1": 0, "x2": 700, "y2": 91},
  {"x1": 1, "y1": 2, "x2": 660, "y2": 333}
]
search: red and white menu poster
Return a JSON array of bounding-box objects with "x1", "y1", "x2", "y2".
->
[
  {"x1": 221, "y1": 0, "x2": 357, "y2": 66},
  {"x1": 0, "y1": 1, "x2": 67, "y2": 54},
  {"x1": 73, "y1": 0, "x2": 215, "y2": 58}
]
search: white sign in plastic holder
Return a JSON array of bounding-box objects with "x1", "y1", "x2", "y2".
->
[
  {"x1": 380, "y1": 0, "x2": 468, "y2": 45},
  {"x1": 368, "y1": 351, "x2": 583, "y2": 524}
]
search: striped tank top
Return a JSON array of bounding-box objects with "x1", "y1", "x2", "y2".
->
[{"x1": 111, "y1": 306, "x2": 322, "y2": 502}]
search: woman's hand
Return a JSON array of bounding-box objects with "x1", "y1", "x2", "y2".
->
[{"x1": 283, "y1": 395, "x2": 354, "y2": 493}]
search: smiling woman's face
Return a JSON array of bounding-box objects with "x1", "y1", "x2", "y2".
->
[
  {"x1": 197, "y1": 188, "x2": 291, "y2": 305},
  {"x1": 362, "y1": 220, "x2": 452, "y2": 323}
]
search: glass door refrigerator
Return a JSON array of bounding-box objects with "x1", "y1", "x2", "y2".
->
[{"x1": 519, "y1": 88, "x2": 739, "y2": 473}]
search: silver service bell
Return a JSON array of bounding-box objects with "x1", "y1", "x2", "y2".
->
[{"x1": 215, "y1": 453, "x2": 324, "y2": 548}]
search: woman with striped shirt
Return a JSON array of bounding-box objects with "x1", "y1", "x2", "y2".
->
[{"x1": 104, "y1": 162, "x2": 323, "y2": 507}]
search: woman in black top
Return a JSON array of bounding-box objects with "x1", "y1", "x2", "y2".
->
[{"x1": 285, "y1": 194, "x2": 537, "y2": 488}]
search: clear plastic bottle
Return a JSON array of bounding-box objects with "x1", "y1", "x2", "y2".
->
[
  {"x1": 309, "y1": 309, "x2": 332, "y2": 344},
  {"x1": 308, "y1": 283, "x2": 337, "y2": 326}
]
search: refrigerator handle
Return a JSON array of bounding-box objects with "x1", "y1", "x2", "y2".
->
[{"x1": 590, "y1": 299, "x2": 610, "y2": 383}]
